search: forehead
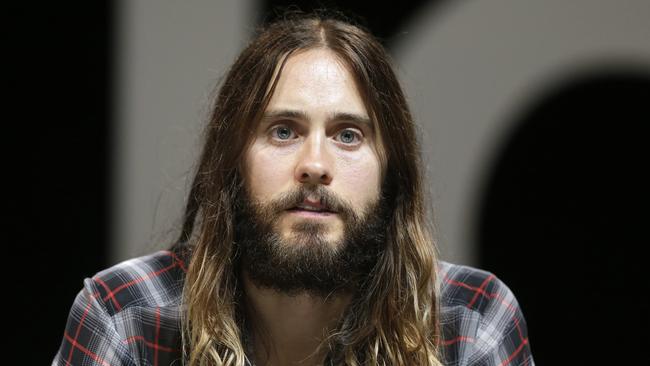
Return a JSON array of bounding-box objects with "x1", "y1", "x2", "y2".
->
[{"x1": 264, "y1": 48, "x2": 369, "y2": 120}]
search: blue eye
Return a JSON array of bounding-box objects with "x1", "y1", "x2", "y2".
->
[
  {"x1": 273, "y1": 126, "x2": 294, "y2": 140},
  {"x1": 337, "y1": 129, "x2": 360, "y2": 144}
]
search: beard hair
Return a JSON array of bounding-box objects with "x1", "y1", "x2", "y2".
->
[{"x1": 233, "y1": 184, "x2": 391, "y2": 298}]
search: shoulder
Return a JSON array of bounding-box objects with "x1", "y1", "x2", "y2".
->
[
  {"x1": 438, "y1": 260, "x2": 518, "y2": 315},
  {"x1": 53, "y1": 250, "x2": 188, "y2": 365},
  {"x1": 437, "y1": 261, "x2": 534, "y2": 366},
  {"x1": 88, "y1": 249, "x2": 188, "y2": 316}
]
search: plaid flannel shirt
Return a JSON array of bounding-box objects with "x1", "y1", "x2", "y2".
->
[{"x1": 53, "y1": 249, "x2": 534, "y2": 366}]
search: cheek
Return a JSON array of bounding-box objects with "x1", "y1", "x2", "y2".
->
[
  {"x1": 335, "y1": 149, "x2": 381, "y2": 205},
  {"x1": 246, "y1": 145, "x2": 295, "y2": 201}
]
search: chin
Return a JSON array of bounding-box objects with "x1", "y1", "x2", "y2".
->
[{"x1": 280, "y1": 230, "x2": 342, "y2": 249}]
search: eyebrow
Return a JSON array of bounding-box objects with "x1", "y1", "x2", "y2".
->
[{"x1": 262, "y1": 109, "x2": 373, "y2": 130}]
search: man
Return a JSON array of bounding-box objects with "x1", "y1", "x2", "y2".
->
[{"x1": 54, "y1": 14, "x2": 534, "y2": 366}]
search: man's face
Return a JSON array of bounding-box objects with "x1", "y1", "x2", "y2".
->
[
  {"x1": 238, "y1": 48, "x2": 385, "y2": 295},
  {"x1": 245, "y1": 48, "x2": 382, "y2": 251}
]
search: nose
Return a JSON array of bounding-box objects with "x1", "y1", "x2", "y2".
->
[{"x1": 294, "y1": 133, "x2": 333, "y2": 186}]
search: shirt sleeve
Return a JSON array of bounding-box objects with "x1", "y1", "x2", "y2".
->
[
  {"x1": 470, "y1": 275, "x2": 535, "y2": 366},
  {"x1": 52, "y1": 278, "x2": 137, "y2": 366}
]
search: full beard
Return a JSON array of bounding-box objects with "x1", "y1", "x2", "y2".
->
[{"x1": 233, "y1": 184, "x2": 391, "y2": 298}]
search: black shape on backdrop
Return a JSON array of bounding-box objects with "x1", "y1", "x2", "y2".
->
[
  {"x1": 260, "y1": 0, "x2": 436, "y2": 46},
  {"x1": 7, "y1": 2, "x2": 113, "y2": 364},
  {"x1": 478, "y1": 70, "x2": 649, "y2": 365}
]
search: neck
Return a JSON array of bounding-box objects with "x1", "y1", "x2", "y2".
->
[{"x1": 242, "y1": 271, "x2": 352, "y2": 366}]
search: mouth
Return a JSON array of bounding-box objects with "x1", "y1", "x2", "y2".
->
[
  {"x1": 286, "y1": 202, "x2": 337, "y2": 217},
  {"x1": 287, "y1": 209, "x2": 336, "y2": 218}
]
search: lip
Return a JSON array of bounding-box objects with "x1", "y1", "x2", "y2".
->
[{"x1": 286, "y1": 208, "x2": 336, "y2": 218}]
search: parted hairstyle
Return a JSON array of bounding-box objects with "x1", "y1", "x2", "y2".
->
[{"x1": 170, "y1": 11, "x2": 443, "y2": 366}]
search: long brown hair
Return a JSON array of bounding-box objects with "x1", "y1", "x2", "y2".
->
[{"x1": 171, "y1": 11, "x2": 443, "y2": 366}]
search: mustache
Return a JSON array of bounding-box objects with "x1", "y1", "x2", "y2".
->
[{"x1": 267, "y1": 185, "x2": 356, "y2": 218}]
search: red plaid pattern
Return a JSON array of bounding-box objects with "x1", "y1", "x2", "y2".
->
[{"x1": 53, "y1": 250, "x2": 534, "y2": 365}]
